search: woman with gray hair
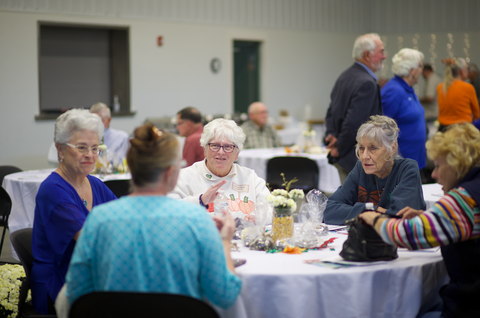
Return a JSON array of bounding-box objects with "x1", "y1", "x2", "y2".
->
[
  {"x1": 381, "y1": 48, "x2": 427, "y2": 170},
  {"x1": 324, "y1": 115, "x2": 426, "y2": 225},
  {"x1": 32, "y1": 109, "x2": 117, "y2": 314},
  {"x1": 169, "y1": 118, "x2": 270, "y2": 220}
]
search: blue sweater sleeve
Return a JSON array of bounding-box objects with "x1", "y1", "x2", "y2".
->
[
  {"x1": 381, "y1": 159, "x2": 426, "y2": 215},
  {"x1": 324, "y1": 162, "x2": 367, "y2": 225}
]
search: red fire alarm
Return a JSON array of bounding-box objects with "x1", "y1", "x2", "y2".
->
[{"x1": 157, "y1": 36, "x2": 163, "y2": 46}]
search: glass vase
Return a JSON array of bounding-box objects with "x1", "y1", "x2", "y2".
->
[
  {"x1": 272, "y1": 207, "x2": 294, "y2": 241},
  {"x1": 303, "y1": 135, "x2": 315, "y2": 153}
]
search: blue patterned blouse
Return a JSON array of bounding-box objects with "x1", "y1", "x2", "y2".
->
[{"x1": 65, "y1": 195, "x2": 242, "y2": 309}]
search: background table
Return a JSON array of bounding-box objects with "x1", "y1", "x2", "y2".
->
[
  {"x1": 422, "y1": 183, "x2": 443, "y2": 210},
  {"x1": 237, "y1": 148, "x2": 341, "y2": 193},
  {"x1": 2, "y1": 169, "x2": 131, "y2": 259},
  {"x1": 217, "y1": 233, "x2": 448, "y2": 318}
]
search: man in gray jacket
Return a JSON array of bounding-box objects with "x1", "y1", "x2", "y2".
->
[{"x1": 325, "y1": 33, "x2": 385, "y2": 184}]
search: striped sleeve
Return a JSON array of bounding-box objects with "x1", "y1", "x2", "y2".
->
[{"x1": 379, "y1": 187, "x2": 480, "y2": 249}]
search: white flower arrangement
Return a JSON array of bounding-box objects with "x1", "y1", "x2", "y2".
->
[
  {"x1": 266, "y1": 174, "x2": 305, "y2": 211},
  {"x1": 0, "y1": 264, "x2": 31, "y2": 318},
  {"x1": 302, "y1": 130, "x2": 316, "y2": 137}
]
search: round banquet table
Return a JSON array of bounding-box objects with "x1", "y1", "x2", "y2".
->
[
  {"x1": 2, "y1": 169, "x2": 131, "y2": 259},
  {"x1": 236, "y1": 148, "x2": 341, "y2": 193},
  {"x1": 217, "y1": 233, "x2": 448, "y2": 318}
]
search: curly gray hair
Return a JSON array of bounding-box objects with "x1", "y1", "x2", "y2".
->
[
  {"x1": 200, "y1": 118, "x2": 246, "y2": 152},
  {"x1": 391, "y1": 48, "x2": 425, "y2": 77},
  {"x1": 355, "y1": 115, "x2": 400, "y2": 160},
  {"x1": 54, "y1": 108, "x2": 104, "y2": 144}
]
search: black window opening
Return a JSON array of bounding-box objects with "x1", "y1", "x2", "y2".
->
[{"x1": 36, "y1": 23, "x2": 132, "y2": 120}]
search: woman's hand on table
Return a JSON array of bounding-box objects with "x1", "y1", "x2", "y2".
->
[
  {"x1": 359, "y1": 211, "x2": 382, "y2": 226},
  {"x1": 212, "y1": 209, "x2": 236, "y2": 241},
  {"x1": 397, "y1": 206, "x2": 424, "y2": 219},
  {"x1": 201, "y1": 180, "x2": 227, "y2": 205},
  {"x1": 376, "y1": 206, "x2": 387, "y2": 213}
]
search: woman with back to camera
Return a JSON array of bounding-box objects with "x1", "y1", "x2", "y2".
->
[
  {"x1": 361, "y1": 123, "x2": 480, "y2": 317},
  {"x1": 324, "y1": 115, "x2": 426, "y2": 225},
  {"x1": 169, "y1": 118, "x2": 271, "y2": 220},
  {"x1": 437, "y1": 57, "x2": 479, "y2": 132},
  {"x1": 57, "y1": 123, "x2": 241, "y2": 316},
  {"x1": 381, "y1": 48, "x2": 427, "y2": 171},
  {"x1": 32, "y1": 109, "x2": 117, "y2": 314}
]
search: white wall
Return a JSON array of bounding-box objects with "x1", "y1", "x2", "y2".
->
[{"x1": 0, "y1": 10, "x2": 356, "y2": 170}]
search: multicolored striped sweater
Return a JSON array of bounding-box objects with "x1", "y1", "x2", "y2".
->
[{"x1": 379, "y1": 187, "x2": 480, "y2": 249}]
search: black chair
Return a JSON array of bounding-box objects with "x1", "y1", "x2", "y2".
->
[
  {"x1": 0, "y1": 165, "x2": 22, "y2": 185},
  {"x1": 10, "y1": 229, "x2": 57, "y2": 317},
  {"x1": 103, "y1": 180, "x2": 132, "y2": 198},
  {"x1": 0, "y1": 187, "x2": 12, "y2": 258},
  {"x1": 69, "y1": 292, "x2": 220, "y2": 318},
  {"x1": 266, "y1": 156, "x2": 320, "y2": 193}
]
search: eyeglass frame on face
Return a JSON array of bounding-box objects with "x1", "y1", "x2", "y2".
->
[
  {"x1": 65, "y1": 143, "x2": 101, "y2": 155},
  {"x1": 207, "y1": 143, "x2": 237, "y2": 153}
]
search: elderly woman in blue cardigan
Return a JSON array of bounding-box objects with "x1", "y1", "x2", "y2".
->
[
  {"x1": 324, "y1": 115, "x2": 426, "y2": 225},
  {"x1": 381, "y1": 48, "x2": 427, "y2": 170}
]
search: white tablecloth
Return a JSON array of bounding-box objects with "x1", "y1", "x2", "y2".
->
[
  {"x1": 2, "y1": 169, "x2": 131, "y2": 259},
  {"x1": 237, "y1": 148, "x2": 341, "y2": 193},
  {"x1": 217, "y1": 233, "x2": 448, "y2": 318},
  {"x1": 422, "y1": 183, "x2": 443, "y2": 210}
]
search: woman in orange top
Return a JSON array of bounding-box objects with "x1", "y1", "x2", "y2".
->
[{"x1": 437, "y1": 57, "x2": 480, "y2": 132}]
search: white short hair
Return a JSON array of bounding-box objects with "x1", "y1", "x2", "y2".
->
[
  {"x1": 54, "y1": 109, "x2": 104, "y2": 144},
  {"x1": 352, "y1": 33, "x2": 381, "y2": 60},
  {"x1": 90, "y1": 102, "x2": 111, "y2": 119},
  {"x1": 391, "y1": 48, "x2": 425, "y2": 77},
  {"x1": 200, "y1": 118, "x2": 246, "y2": 152}
]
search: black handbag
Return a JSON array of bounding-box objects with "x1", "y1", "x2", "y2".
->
[{"x1": 339, "y1": 215, "x2": 398, "y2": 262}]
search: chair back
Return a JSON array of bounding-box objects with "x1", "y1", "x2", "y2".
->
[
  {"x1": 0, "y1": 165, "x2": 22, "y2": 185},
  {"x1": 10, "y1": 229, "x2": 34, "y2": 315},
  {"x1": 0, "y1": 186, "x2": 12, "y2": 227},
  {"x1": 10, "y1": 228, "x2": 57, "y2": 317},
  {"x1": 69, "y1": 292, "x2": 220, "y2": 318},
  {"x1": 266, "y1": 156, "x2": 319, "y2": 193},
  {"x1": 103, "y1": 180, "x2": 132, "y2": 198}
]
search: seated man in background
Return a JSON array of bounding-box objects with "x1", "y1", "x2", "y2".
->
[
  {"x1": 241, "y1": 102, "x2": 282, "y2": 149},
  {"x1": 176, "y1": 107, "x2": 205, "y2": 167},
  {"x1": 90, "y1": 103, "x2": 130, "y2": 164}
]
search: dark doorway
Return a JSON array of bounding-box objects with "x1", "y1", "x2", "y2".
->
[{"x1": 233, "y1": 41, "x2": 261, "y2": 114}]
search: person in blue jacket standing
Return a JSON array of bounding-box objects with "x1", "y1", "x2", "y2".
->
[{"x1": 381, "y1": 48, "x2": 427, "y2": 171}]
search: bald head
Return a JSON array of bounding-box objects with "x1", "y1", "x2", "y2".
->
[{"x1": 248, "y1": 102, "x2": 268, "y2": 128}]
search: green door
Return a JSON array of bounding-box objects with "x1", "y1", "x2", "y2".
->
[{"x1": 234, "y1": 41, "x2": 260, "y2": 114}]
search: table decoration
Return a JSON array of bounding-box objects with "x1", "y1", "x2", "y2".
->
[
  {"x1": 267, "y1": 175, "x2": 304, "y2": 242},
  {"x1": 300, "y1": 189, "x2": 329, "y2": 234},
  {"x1": 301, "y1": 129, "x2": 316, "y2": 153},
  {"x1": 0, "y1": 264, "x2": 30, "y2": 318}
]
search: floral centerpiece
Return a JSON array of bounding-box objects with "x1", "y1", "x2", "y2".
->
[
  {"x1": 94, "y1": 144, "x2": 109, "y2": 174},
  {"x1": 266, "y1": 174, "x2": 305, "y2": 241},
  {"x1": 0, "y1": 264, "x2": 30, "y2": 318},
  {"x1": 301, "y1": 129, "x2": 316, "y2": 152}
]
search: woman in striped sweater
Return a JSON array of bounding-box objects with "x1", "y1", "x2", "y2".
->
[{"x1": 360, "y1": 123, "x2": 480, "y2": 318}]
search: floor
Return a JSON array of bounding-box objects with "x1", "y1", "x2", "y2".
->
[{"x1": 0, "y1": 228, "x2": 20, "y2": 264}]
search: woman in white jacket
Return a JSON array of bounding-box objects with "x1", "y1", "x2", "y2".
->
[{"x1": 169, "y1": 118, "x2": 271, "y2": 219}]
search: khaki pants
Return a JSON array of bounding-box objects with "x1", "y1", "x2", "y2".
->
[{"x1": 333, "y1": 162, "x2": 350, "y2": 185}]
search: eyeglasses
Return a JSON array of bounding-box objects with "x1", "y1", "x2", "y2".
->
[
  {"x1": 177, "y1": 120, "x2": 187, "y2": 126},
  {"x1": 208, "y1": 143, "x2": 236, "y2": 153},
  {"x1": 65, "y1": 143, "x2": 101, "y2": 155}
]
